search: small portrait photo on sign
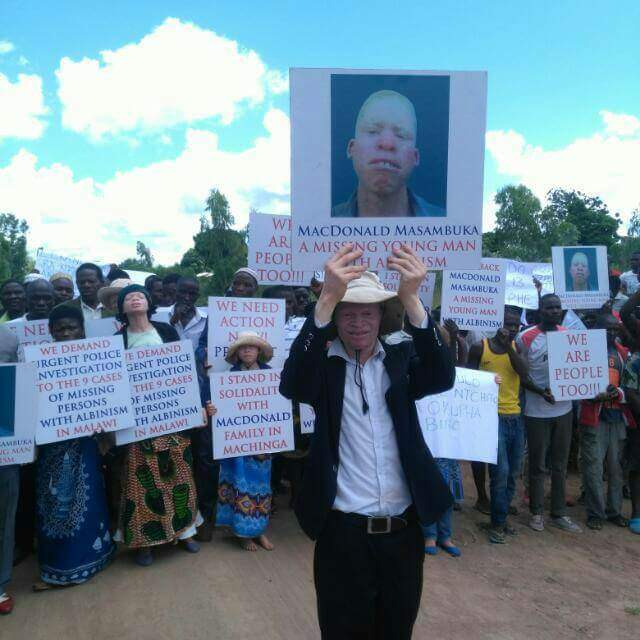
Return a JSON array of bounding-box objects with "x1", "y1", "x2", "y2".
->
[
  {"x1": 331, "y1": 74, "x2": 449, "y2": 218},
  {"x1": 563, "y1": 247, "x2": 598, "y2": 292},
  {"x1": 0, "y1": 365, "x2": 16, "y2": 437}
]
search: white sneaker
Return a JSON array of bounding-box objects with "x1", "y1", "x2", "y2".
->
[
  {"x1": 551, "y1": 516, "x2": 582, "y2": 533},
  {"x1": 529, "y1": 514, "x2": 545, "y2": 531}
]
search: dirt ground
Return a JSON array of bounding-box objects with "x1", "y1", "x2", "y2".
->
[{"x1": 3, "y1": 469, "x2": 640, "y2": 640}]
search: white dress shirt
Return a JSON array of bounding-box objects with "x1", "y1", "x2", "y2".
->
[
  {"x1": 169, "y1": 304, "x2": 207, "y2": 351},
  {"x1": 81, "y1": 299, "x2": 103, "y2": 321},
  {"x1": 321, "y1": 314, "x2": 429, "y2": 517}
]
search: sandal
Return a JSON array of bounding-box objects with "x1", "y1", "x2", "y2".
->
[
  {"x1": 607, "y1": 515, "x2": 629, "y2": 528},
  {"x1": 488, "y1": 527, "x2": 506, "y2": 544},
  {"x1": 587, "y1": 517, "x2": 603, "y2": 531}
]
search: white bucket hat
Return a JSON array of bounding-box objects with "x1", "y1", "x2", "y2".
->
[
  {"x1": 225, "y1": 331, "x2": 274, "y2": 364},
  {"x1": 98, "y1": 278, "x2": 133, "y2": 305}
]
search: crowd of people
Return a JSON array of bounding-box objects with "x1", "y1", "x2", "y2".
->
[{"x1": 0, "y1": 246, "x2": 639, "y2": 640}]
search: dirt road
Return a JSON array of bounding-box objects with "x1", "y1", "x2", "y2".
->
[{"x1": 3, "y1": 471, "x2": 640, "y2": 640}]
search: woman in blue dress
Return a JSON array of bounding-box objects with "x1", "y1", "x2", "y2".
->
[
  {"x1": 215, "y1": 332, "x2": 275, "y2": 552},
  {"x1": 33, "y1": 304, "x2": 115, "y2": 590}
]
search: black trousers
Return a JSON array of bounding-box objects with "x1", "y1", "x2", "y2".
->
[
  {"x1": 314, "y1": 509, "x2": 424, "y2": 640},
  {"x1": 190, "y1": 422, "x2": 220, "y2": 520}
]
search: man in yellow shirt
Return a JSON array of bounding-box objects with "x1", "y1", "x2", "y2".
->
[{"x1": 468, "y1": 306, "x2": 529, "y2": 544}]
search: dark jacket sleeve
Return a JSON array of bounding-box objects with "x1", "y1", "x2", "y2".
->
[
  {"x1": 406, "y1": 315, "x2": 455, "y2": 400},
  {"x1": 279, "y1": 315, "x2": 331, "y2": 406}
]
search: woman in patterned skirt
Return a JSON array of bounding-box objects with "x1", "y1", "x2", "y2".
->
[
  {"x1": 114, "y1": 284, "x2": 203, "y2": 566},
  {"x1": 215, "y1": 332, "x2": 275, "y2": 551},
  {"x1": 33, "y1": 304, "x2": 115, "y2": 590}
]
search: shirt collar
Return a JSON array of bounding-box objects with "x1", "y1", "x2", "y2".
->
[
  {"x1": 327, "y1": 338, "x2": 386, "y2": 365},
  {"x1": 81, "y1": 299, "x2": 103, "y2": 311}
]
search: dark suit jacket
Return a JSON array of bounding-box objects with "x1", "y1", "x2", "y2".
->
[{"x1": 280, "y1": 314, "x2": 455, "y2": 540}]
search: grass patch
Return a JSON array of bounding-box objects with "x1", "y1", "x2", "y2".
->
[{"x1": 624, "y1": 606, "x2": 640, "y2": 616}]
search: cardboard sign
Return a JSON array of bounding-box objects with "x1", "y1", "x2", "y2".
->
[
  {"x1": 284, "y1": 316, "x2": 307, "y2": 359},
  {"x1": 207, "y1": 297, "x2": 286, "y2": 371},
  {"x1": 378, "y1": 270, "x2": 436, "y2": 310},
  {"x1": 24, "y1": 336, "x2": 134, "y2": 444},
  {"x1": 552, "y1": 246, "x2": 609, "y2": 310},
  {"x1": 441, "y1": 258, "x2": 506, "y2": 330},
  {"x1": 290, "y1": 68, "x2": 486, "y2": 272},
  {"x1": 115, "y1": 340, "x2": 203, "y2": 445},
  {"x1": 248, "y1": 212, "x2": 309, "y2": 286},
  {"x1": 6, "y1": 318, "x2": 52, "y2": 361},
  {"x1": 34, "y1": 251, "x2": 82, "y2": 295},
  {"x1": 504, "y1": 261, "x2": 553, "y2": 309},
  {"x1": 300, "y1": 403, "x2": 315, "y2": 434},
  {"x1": 210, "y1": 368, "x2": 294, "y2": 459},
  {"x1": 547, "y1": 330, "x2": 609, "y2": 400},
  {"x1": 0, "y1": 363, "x2": 38, "y2": 466},
  {"x1": 416, "y1": 367, "x2": 498, "y2": 463}
]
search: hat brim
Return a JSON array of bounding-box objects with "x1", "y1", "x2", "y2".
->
[
  {"x1": 225, "y1": 336, "x2": 274, "y2": 364},
  {"x1": 98, "y1": 286, "x2": 119, "y2": 304}
]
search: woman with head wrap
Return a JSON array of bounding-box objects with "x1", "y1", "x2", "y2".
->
[
  {"x1": 49, "y1": 273, "x2": 74, "y2": 305},
  {"x1": 113, "y1": 285, "x2": 202, "y2": 566},
  {"x1": 32, "y1": 304, "x2": 116, "y2": 591}
]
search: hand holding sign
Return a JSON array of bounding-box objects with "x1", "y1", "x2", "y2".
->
[
  {"x1": 315, "y1": 244, "x2": 366, "y2": 324},
  {"x1": 387, "y1": 244, "x2": 428, "y2": 326}
]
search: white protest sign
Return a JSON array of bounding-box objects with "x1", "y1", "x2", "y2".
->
[
  {"x1": 290, "y1": 68, "x2": 486, "y2": 272},
  {"x1": 248, "y1": 212, "x2": 309, "y2": 286},
  {"x1": 34, "y1": 251, "x2": 82, "y2": 295},
  {"x1": 547, "y1": 330, "x2": 608, "y2": 401},
  {"x1": 85, "y1": 317, "x2": 122, "y2": 338},
  {"x1": 207, "y1": 297, "x2": 286, "y2": 371},
  {"x1": 378, "y1": 270, "x2": 436, "y2": 310},
  {"x1": 284, "y1": 316, "x2": 306, "y2": 359},
  {"x1": 300, "y1": 403, "x2": 315, "y2": 434},
  {"x1": 441, "y1": 258, "x2": 506, "y2": 331},
  {"x1": 504, "y1": 261, "x2": 553, "y2": 309},
  {"x1": 115, "y1": 340, "x2": 203, "y2": 445},
  {"x1": 6, "y1": 318, "x2": 53, "y2": 362},
  {"x1": 24, "y1": 336, "x2": 134, "y2": 444},
  {"x1": 416, "y1": 367, "x2": 498, "y2": 463},
  {"x1": 552, "y1": 246, "x2": 609, "y2": 310},
  {"x1": 0, "y1": 363, "x2": 38, "y2": 466},
  {"x1": 211, "y1": 368, "x2": 294, "y2": 459}
]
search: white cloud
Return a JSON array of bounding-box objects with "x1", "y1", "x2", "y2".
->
[
  {"x1": 0, "y1": 108, "x2": 290, "y2": 265},
  {"x1": 485, "y1": 110, "x2": 640, "y2": 229},
  {"x1": 56, "y1": 17, "x2": 287, "y2": 141},
  {"x1": 0, "y1": 40, "x2": 15, "y2": 54},
  {"x1": 0, "y1": 72, "x2": 48, "y2": 141},
  {"x1": 600, "y1": 110, "x2": 640, "y2": 137}
]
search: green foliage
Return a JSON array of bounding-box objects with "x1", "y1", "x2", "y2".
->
[
  {"x1": 120, "y1": 241, "x2": 154, "y2": 271},
  {"x1": 0, "y1": 213, "x2": 29, "y2": 281},
  {"x1": 483, "y1": 185, "x2": 620, "y2": 263},
  {"x1": 181, "y1": 189, "x2": 248, "y2": 296},
  {"x1": 609, "y1": 207, "x2": 640, "y2": 269}
]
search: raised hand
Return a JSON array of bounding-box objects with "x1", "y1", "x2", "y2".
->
[
  {"x1": 386, "y1": 244, "x2": 427, "y2": 326},
  {"x1": 315, "y1": 244, "x2": 366, "y2": 325}
]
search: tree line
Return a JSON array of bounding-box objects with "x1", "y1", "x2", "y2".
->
[{"x1": 2, "y1": 186, "x2": 639, "y2": 295}]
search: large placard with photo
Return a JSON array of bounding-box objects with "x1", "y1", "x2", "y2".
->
[
  {"x1": 551, "y1": 246, "x2": 609, "y2": 310},
  {"x1": 290, "y1": 68, "x2": 487, "y2": 272}
]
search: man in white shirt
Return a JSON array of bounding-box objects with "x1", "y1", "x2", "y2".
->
[
  {"x1": 281, "y1": 244, "x2": 454, "y2": 640},
  {"x1": 516, "y1": 294, "x2": 582, "y2": 533},
  {"x1": 620, "y1": 251, "x2": 640, "y2": 296},
  {"x1": 71, "y1": 263, "x2": 105, "y2": 321}
]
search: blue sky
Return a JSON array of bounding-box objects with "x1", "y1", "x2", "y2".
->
[{"x1": 1, "y1": 0, "x2": 639, "y2": 264}]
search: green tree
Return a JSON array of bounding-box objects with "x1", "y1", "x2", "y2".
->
[
  {"x1": 609, "y1": 206, "x2": 640, "y2": 269},
  {"x1": 181, "y1": 189, "x2": 248, "y2": 295},
  {"x1": 543, "y1": 188, "x2": 620, "y2": 249},
  {"x1": 0, "y1": 213, "x2": 29, "y2": 280},
  {"x1": 121, "y1": 241, "x2": 155, "y2": 271}
]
